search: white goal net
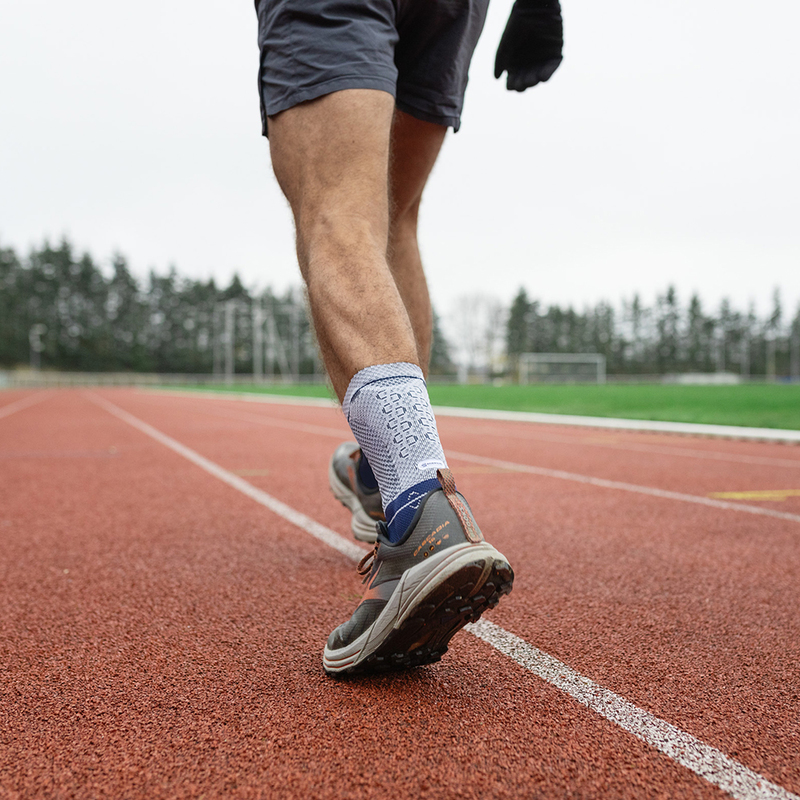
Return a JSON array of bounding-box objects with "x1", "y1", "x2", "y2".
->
[{"x1": 518, "y1": 353, "x2": 607, "y2": 384}]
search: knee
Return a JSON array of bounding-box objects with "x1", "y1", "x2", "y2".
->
[{"x1": 299, "y1": 206, "x2": 387, "y2": 276}]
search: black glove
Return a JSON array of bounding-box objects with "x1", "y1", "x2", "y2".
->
[{"x1": 494, "y1": 0, "x2": 564, "y2": 92}]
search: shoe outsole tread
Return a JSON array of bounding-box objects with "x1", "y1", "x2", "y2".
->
[{"x1": 326, "y1": 558, "x2": 513, "y2": 676}]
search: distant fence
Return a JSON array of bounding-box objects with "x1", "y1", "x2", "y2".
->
[
  {"x1": 0, "y1": 370, "x2": 795, "y2": 390},
  {"x1": 0, "y1": 371, "x2": 327, "y2": 389}
]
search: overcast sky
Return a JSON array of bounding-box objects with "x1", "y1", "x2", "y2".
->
[{"x1": 1, "y1": 0, "x2": 798, "y2": 325}]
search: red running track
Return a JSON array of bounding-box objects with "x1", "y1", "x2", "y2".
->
[{"x1": 1, "y1": 389, "x2": 798, "y2": 799}]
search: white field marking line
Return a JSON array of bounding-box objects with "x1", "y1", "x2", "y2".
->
[
  {"x1": 0, "y1": 391, "x2": 51, "y2": 421},
  {"x1": 434, "y1": 405, "x2": 800, "y2": 444},
  {"x1": 447, "y1": 422, "x2": 800, "y2": 470},
  {"x1": 89, "y1": 393, "x2": 799, "y2": 800},
  {"x1": 142, "y1": 387, "x2": 800, "y2": 444},
  {"x1": 447, "y1": 450, "x2": 800, "y2": 526},
  {"x1": 467, "y1": 620, "x2": 798, "y2": 800},
  {"x1": 87, "y1": 393, "x2": 364, "y2": 562}
]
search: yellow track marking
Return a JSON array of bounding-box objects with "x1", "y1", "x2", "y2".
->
[
  {"x1": 709, "y1": 489, "x2": 800, "y2": 502},
  {"x1": 454, "y1": 465, "x2": 517, "y2": 475}
]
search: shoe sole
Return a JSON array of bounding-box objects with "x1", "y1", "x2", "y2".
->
[
  {"x1": 328, "y1": 456, "x2": 379, "y2": 543},
  {"x1": 322, "y1": 542, "x2": 514, "y2": 675}
]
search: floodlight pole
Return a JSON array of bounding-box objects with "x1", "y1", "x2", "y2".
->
[
  {"x1": 252, "y1": 300, "x2": 264, "y2": 382},
  {"x1": 766, "y1": 336, "x2": 776, "y2": 382},
  {"x1": 290, "y1": 297, "x2": 300, "y2": 382},
  {"x1": 740, "y1": 333, "x2": 750, "y2": 380},
  {"x1": 212, "y1": 304, "x2": 222, "y2": 378},
  {"x1": 224, "y1": 299, "x2": 235, "y2": 384},
  {"x1": 29, "y1": 324, "x2": 47, "y2": 370},
  {"x1": 265, "y1": 302, "x2": 292, "y2": 381}
]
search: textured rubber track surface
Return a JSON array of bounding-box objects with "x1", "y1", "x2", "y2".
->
[{"x1": 1, "y1": 389, "x2": 799, "y2": 799}]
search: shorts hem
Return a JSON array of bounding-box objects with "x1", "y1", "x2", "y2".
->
[
  {"x1": 394, "y1": 97, "x2": 461, "y2": 132},
  {"x1": 262, "y1": 75, "x2": 397, "y2": 136}
]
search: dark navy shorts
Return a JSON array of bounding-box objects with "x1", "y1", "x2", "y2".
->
[{"x1": 254, "y1": 0, "x2": 490, "y2": 136}]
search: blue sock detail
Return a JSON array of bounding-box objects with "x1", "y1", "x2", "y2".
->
[
  {"x1": 384, "y1": 478, "x2": 441, "y2": 543},
  {"x1": 357, "y1": 454, "x2": 379, "y2": 490}
]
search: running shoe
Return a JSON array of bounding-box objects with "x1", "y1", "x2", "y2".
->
[
  {"x1": 328, "y1": 442, "x2": 384, "y2": 543},
  {"x1": 323, "y1": 468, "x2": 514, "y2": 675}
]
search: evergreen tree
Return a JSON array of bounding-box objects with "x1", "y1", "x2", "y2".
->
[
  {"x1": 506, "y1": 288, "x2": 531, "y2": 366},
  {"x1": 429, "y1": 309, "x2": 455, "y2": 376}
]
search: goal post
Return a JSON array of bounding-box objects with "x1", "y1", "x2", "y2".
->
[{"x1": 518, "y1": 353, "x2": 607, "y2": 384}]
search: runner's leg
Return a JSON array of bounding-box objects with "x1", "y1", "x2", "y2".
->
[
  {"x1": 268, "y1": 88, "x2": 418, "y2": 401},
  {"x1": 387, "y1": 110, "x2": 447, "y2": 372}
]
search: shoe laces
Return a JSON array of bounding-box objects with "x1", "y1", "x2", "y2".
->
[{"x1": 357, "y1": 543, "x2": 378, "y2": 583}]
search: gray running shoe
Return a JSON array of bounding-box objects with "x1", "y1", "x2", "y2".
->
[
  {"x1": 323, "y1": 468, "x2": 514, "y2": 675},
  {"x1": 328, "y1": 442, "x2": 384, "y2": 543}
]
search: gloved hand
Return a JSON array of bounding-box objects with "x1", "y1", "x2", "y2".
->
[{"x1": 494, "y1": 0, "x2": 564, "y2": 92}]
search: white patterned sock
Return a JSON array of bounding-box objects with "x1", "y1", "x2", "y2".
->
[{"x1": 342, "y1": 363, "x2": 448, "y2": 537}]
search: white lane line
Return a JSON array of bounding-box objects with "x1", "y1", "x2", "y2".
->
[
  {"x1": 448, "y1": 450, "x2": 800, "y2": 525},
  {"x1": 131, "y1": 395, "x2": 800, "y2": 526},
  {"x1": 87, "y1": 393, "x2": 363, "y2": 563},
  {"x1": 0, "y1": 391, "x2": 50, "y2": 421},
  {"x1": 188, "y1": 404, "x2": 347, "y2": 440},
  {"x1": 468, "y1": 620, "x2": 797, "y2": 800},
  {"x1": 88, "y1": 392, "x2": 799, "y2": 800},
  {"x1": 129, "y1": 392, "x2": 800, "y2": 525},
  {"x1": 147, "y1": 390, "x2": 800, "y2": 470},
  {"x1": 445, "y1": 423, "x2": 800, "y2": 470}
]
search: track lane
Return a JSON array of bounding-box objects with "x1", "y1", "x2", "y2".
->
[
  {"x1": 136, "y1": 389, "x2": 800, "y2": 515},
  {"x1": 1, "y1": 390, "x2": 753, "y2": 799},
  {"x1": 89, "y1": 389, "x2": 800, "y2": 797},
  {"x1": 127, "y1": 389, "x2": 800, "y2": 520}
]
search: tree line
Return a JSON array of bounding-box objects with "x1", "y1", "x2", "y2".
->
[
  {"x1": 504, "y1": 286, "x2": 800, "y2": 379},
  {"x1": 0, "y1": 238, "x2": 454, "y2": 377},
  {"x1": 2, "y1": 238, "x2": 798, "y2": 379}
]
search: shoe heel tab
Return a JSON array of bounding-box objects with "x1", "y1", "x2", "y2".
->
[{"x1": 436, "y1": 468, "x2": 483, "y2": 543}]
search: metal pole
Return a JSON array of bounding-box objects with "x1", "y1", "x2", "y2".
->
[
  {"x1": 252, "y1": 300, "x2": 264, "y2": 382},
  {"x1": 212, "y1": 304, "x2": 222, "y2": 378},
  {"x1": 265, "y1": 300, "x2": 274, "y2": 380},
  {"x1": 290, "y1": 298, "x2": 300, "y2": 382},
  {"x1": 29, "y1": 324, "x2": 46, "y2": 370},
  {"x1": 740, "y1": 334, "x2": 750, "y2": 380},
  {"x1": 766, "y1": 336, "x2": 776, "y2": 382},
  {"x1": 266, "y1": 303, "x2": 292, "y2": 380},
  {"x1": 225, "y1": 299, "x2": 235, "y2": 384}
]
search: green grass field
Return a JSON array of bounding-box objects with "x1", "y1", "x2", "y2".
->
[{"x1": 162, "y1": 382, "x2": 800, "y2": 431}]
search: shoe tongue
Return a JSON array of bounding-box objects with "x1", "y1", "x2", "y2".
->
[{"x1": 376, "y1": 521, "x2": 392, "y2": 544}]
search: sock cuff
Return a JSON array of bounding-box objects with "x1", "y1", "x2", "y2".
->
[{"x1": 342, "y1": 362, "x2": 425, "y2": 420}]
